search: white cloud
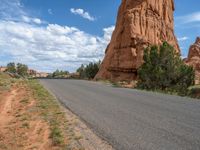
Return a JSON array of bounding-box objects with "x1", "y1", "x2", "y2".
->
[
  {"x1": 0, "y1": 0, "x2": 44, "y2": 25},
  {"x1": 70, "y1": 8, "x2": 95, "y2": 21},
  {"x1": 0, "y1": 0, "x2": 115, "y2": 72},
  {"x1": 22, "y1": 16, "x2": 31, "y2": 23},
  {"x1": 22, "y1": 16, "x2": 42, "y2": 24},
  {"x1": 0, "y1": 0, "x2": 26, "y2": 21},
  {"x1": 177, "y1": 12, "x2": 200, "y2": 24},
  {"x1": 33, "y1": 18, "x2": 42, "y2": 24},
  {"x1": 103, "y1": 26, "x2": 115, "y2": 41},
  {"x1": 0, "y1": 20, "x2": 114, "y2": 72},
  {"x1": 178, "y1": 36, "x2": 189, "y2": 41}
]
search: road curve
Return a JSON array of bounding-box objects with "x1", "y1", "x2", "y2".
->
[{"x1": 40, "y1": 79, "x2": 200, "y2": 150}]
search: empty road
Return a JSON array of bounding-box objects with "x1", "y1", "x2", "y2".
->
[{"x1": 40, "y1": 79, "x2": 200, "y2": 150}]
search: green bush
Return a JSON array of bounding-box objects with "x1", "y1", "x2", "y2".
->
[
  {"x1": 6, "y1": 62, "x2": 29, "y2": 77},
  {"x1": 50, "y1": 126, "x2": 64, "y2": 146},
  {"x1": 50, "y1": 69, "x2": 69, "y2": 78},
  {"x1": 77, "y1": 61, "x2": 101, "y2": 79},
  {"x1": 17, "y1": 63, "x2": 28, "y2": 77},
  {"x1": 76, "y1": 64, "x2": 86, "y2": 79},
  {"x1": 6, "y1": 62, "x2": 16, "y2": 73},
  {"x1": 137, "y1": 42, "x2": 195, "y2": 95}
]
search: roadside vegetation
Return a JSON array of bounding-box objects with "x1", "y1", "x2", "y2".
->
[
  {"x1": 102, "y1": 42, "x2": 200, "y2": 99},
  {"x1": 0, "y1": 72, "x2": 85, "y2": 149},
  {"x1": 137, "y1": 42, "x2": 195, "y2": 96},
  {"x1": 76, "y1": 61, "x2": 101, "y2": 79},
  {"x1": 0, "y1": 72, "x2": 16, "y2": 91},
  {"x1": 47, "y1": 70, "x2": 69, "y2": 78},
  {"x1": 28, "y1": 79, "x2": 66, "y2": 146},
  {"x1": 6, "y1": 62, "x2": 28, "y2": 77}
]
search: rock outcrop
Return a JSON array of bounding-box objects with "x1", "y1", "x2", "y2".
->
[
  {"x1": 185, "y1": 37, "x2": 200, "y2": 84},
  {"x1": 95, "y1": 0, "x2": 180, "y2": 82}
]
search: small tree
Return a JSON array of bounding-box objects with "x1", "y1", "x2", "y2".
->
[
  {"x1": 52, "y1": 69, "x2": 69, "y2": 78},
  {"x1": 77, "y1": 64, "x2": 86, "y2": 79},
  {"x1": 77, "y1": 61, "x2": 101, "y2": 79},
  {"x1": 6, "y1": 62, "x2": 16, "y2": 73},
  {"x1": 52, "y1": 69, "x2": 60, "y2": 78},
  {"x1": 17, "y1": 63, "x2": 28, "y2": 77},
  {"x1": 85, "y1": 62, "x2": 100, "y2": 79},
  {"x1": 138, "y1": 42, "x2": 195, "y2": 94}
]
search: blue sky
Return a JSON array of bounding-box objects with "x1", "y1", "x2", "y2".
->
[{"x1": 0, "y1": 0, "x2": 199, "y2": 72}]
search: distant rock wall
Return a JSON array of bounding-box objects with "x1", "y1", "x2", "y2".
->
[
  {"x1": 185, "y1": 37, "x2": 200, "y2": 84},
  {"x1": 95, "y1": 0, "x2": 180, "y2": 82}
]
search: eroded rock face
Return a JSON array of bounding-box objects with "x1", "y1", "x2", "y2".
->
[
  {"x1": 185, "y1": 37, "x2": 200, "y2": 84},
  {"x1": 95, "y1": 0, "x2": 180, "y2": 82}
]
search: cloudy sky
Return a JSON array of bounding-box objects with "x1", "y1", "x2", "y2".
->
[{"x1": 0, "y1": 0, "x2": 199, "y2": 72}]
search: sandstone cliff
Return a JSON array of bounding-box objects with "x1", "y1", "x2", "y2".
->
[
  {"x1": 95, "y1": 0, "x2": 180, "y2": 82},
  {"x1": 185, "y1": 37, "x2": 200, "y2": 84}
]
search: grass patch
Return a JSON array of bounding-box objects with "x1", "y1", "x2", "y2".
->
[
  {"x1": 0, "y1": 74, "x2": 82, "y2": 149},
  {"x1": 20, "y1": 115, "x2": 28, "y2": 122},
  {"x1": 50, "y1": 126, "x2": 64, "y2": 145},
  {"x1": 27, "y1": 79, "x2": 67, "y2": 146},
  {"x1": 20, "y1": 98, "x2": 29, "y2": 104},
  {"x1": 0, "y1": 72, "x2": 16, "y2": 91}
]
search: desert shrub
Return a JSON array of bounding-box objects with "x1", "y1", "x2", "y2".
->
[
  {"x1": 17, "y1": 63, "x2": 28, "y2": 77},
  {"x1": 6, "y1": 62, "x2": 29, "y2": 77},
  {"x1": 6, "y1": 62, "x2": 16, "y2": 73},
  {"x1": 137, "y1": 42, "x2": 195, "y2": 95},
  {"x1": 51, "y1": 69, "x2": 69, "y2": 78}
]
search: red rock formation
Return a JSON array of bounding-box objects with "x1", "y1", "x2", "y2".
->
[
  {"x1": 95, "y1": 0, "x2": 180, "y2": 82},
  {"x1": 185, "y1": 37, "x2": 200, "y2": 84}
]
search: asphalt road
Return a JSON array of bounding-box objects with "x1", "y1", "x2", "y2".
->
[{"x1": 40, "y1": 79, "x2": 200, "y2": 150}]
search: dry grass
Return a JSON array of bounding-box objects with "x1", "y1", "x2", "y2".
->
[
  {"x1": 0, "y1": 72, "x2": 16, "y2": 91},
  {"x1": 28, "y1": 79, "x2": 84, "y2": 149}
]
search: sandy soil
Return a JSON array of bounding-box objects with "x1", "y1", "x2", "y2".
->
[{"x1": 0, "y1": 85, "x2": 57, "y2": 150}]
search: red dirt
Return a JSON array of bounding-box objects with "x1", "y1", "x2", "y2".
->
[{"x1": 0, "y1": 85, "x2": 58, "y2": 150}]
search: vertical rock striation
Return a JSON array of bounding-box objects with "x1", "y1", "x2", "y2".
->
[{"x1": 95, "y1": 0, "x2": 180, "y2": 82}]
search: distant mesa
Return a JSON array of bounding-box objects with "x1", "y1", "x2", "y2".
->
[
  {"x1": 95, "y1": 0, "x2": 180, "y2": 82},
  {"x1": 28, "y1": 69, "x2": 49, "y2": 78},
  {"x1": 185, "y1": 37, "x2": 200, "y2": 84},
  {"x1": 0, "y1": 67, "x2": 49, "y2": 78}
]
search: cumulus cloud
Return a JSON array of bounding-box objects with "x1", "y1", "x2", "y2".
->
[
  {"x1": 70, "y1": 8, "x2": 95, "y2": 21},
  {"x1": 0, "y1": 20, "x2": 114, "y2": 72},
  {"x1": 0, "y1": 0, "x2": 115, "y2": 72}
]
